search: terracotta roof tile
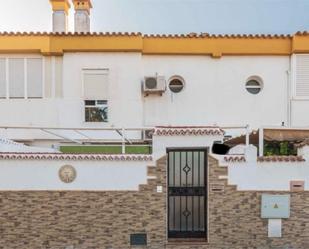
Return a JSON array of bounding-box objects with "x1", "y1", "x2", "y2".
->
[
  {"x1": 295, "y1": 31, "x2": 309, "y2": 36},
  {"x1": 0, "y1": 153, "x2": 152, "y2": 161},
  {"x1": 0, "y1": 32, "x2": 299, "y2": 38},
  {"x1": 294, "y1": 139, "x2": 309, "y2": 149},
  {"x1": 0, "y1": 32, "x2": 142, "y2": 36},
  {"x1": 154, "y1": 126, "x2": 224, "y2": 136},
  {"x1": 224, "y1": 155, "x2": 246, "y2": 163},
  {"x1": 257, "y1": 156, "x2": 305, "y2": 162},
  {"x1": 143, "y1": 33, "x2": 292, "y2": 39}
]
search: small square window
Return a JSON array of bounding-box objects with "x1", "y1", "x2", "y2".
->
[
  {"x1": 85, "y1": 100, "x2": 108, "y2": 122},
  {"x1": 85, "y1": 100, "x2": 95, "y2": 106}
]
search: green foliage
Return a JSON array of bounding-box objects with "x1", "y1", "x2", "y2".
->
[
  {"x1": 60, "y1": 145, "x2": 151, "y2": 154},
  {"x1": 264, "y1": 141, "x2": 296, "y2": 156}
]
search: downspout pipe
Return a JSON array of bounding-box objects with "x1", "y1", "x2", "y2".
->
[{"x1": 286, "y1": 55, "x2": 292, "y2": 127}]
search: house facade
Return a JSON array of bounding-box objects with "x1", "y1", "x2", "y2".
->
[{"x1": 1, "y1": 0, "x2": 309, "y2": 248}]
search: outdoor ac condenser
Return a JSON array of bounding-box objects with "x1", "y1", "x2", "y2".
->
[{"x1": 143, "y1": 76, "x2": 166, "y2": 96}]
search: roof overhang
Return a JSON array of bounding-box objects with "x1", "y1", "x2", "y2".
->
[{"x1": 0, "y1": 32, "x2": 307, "y2": 56}]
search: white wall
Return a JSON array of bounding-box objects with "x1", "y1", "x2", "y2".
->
[
  {"x1": 62, "y1": 52, "x2": 144, "y2": 128},
  {"x1": 153, "y1": 134, "x2": 222, "y2": 160},
  {"x1": 0, "y1": 53, "x2": 290, "y2": 138},
  {"x1": 228, "y1": 162, "x2": 309, "y2": 191},
  {"x1": 0, "y1": 160, "x2": 148, "y2": 191},
  {"x1": 291, "y1": 100, "x2": 309, "y2": 126},
  {"x1": 142, "y1": 55, "x2": 289, "y2": 129}
]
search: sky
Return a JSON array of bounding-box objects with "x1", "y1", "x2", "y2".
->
[{"x1": 0, "y1": 0, "x2": 308, "y2": 34}]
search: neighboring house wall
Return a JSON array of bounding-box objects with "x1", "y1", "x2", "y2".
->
[{"x1": 1, "y1": 156, "x2": 309, "y2": 248}]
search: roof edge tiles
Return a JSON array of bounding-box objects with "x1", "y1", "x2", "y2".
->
[
  {"x1": 224, "y1": 155, "x2": 305, "y2": 163},
  {"x1": 0, "y1": 31, "x2": 297, "y2": 38},
  {"x1": 154, "y1": 126, "x2": 224, "y2": 136},
  {"x1": 257, "y1": 156, "x2": 305, "y2": 162},
  {"x1": 0, "y1": 32, "x2": 307, "y2": 56},
  {"x1": 224, "y1": 155, "x2": 246, "y2": 163},
  {"x1": 0, "y1": 153, "x2": 153, "y2": 161}
]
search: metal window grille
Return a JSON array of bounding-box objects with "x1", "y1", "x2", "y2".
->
[{"x1": 167, "y1": 148, "x2": 208, "y2": 239}]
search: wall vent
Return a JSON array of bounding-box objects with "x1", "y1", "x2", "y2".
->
[
  {"x1": 130, "y1": 233, "x2": 147, "y2": 246},
  {"x1": 290, "y1": 180, "x2": 304, "y2": 192}
]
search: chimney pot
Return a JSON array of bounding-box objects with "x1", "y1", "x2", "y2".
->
[
  {"x1": 49, "y1": 0, "x2": 71, "y2": 33},
  {"x1": 73, "y1": 0, "x2": 93, "y2": 33}
]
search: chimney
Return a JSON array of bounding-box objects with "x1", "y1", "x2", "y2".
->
[
  {"x1": 73, "y1": 0, "x2": 93, "y2": 33},
  {"x1": 49, "y1": 0, "x2": 71, "y2": 33}
]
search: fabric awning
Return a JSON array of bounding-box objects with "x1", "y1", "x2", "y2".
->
[
  {"x1": 224, "y1": 128, "x2": 309, "y2": 146},
  {"x1": 264, "y1": 129, "x2": 309, "y2": 141}
]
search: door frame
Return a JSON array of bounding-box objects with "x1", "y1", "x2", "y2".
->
[{"x1": 166, "y1": 147, "x2": 208, "y2": 240}]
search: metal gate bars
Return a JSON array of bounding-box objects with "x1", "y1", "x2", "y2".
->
[{"x1": 167, "y1": 148, "x2": 208, "y2": 239}]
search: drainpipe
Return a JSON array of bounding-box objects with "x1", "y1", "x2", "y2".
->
[
  {"x1": 259, "y1": 127, "x2": 264, "y2": 157},
  {"x1": 286, "y1": 56, "x2": 292, "y2": 127}
]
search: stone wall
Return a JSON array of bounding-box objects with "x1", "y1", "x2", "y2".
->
[{"x1": 1, "y1": 156, "x2": 309, "y2": 248}]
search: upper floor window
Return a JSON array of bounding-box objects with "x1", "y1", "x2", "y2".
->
[
  {"x1": 245, "y1": 76, "x2": 263, "y2": 95},
  {"x1": 294, "y1": 54, "x2": 309, "y2": 98},
  {"x1": 85, "y1": 100, "x2": 108, "y2": 122},
  {"x1": 83, "y1": 69, "x2": 109, "y2": 122},
  {"x1": 0, "y1": 57, "x2": 43, "y2": 99},
  {"x1": 169, "y1": 76, "x2": 185, "y2": 93}
]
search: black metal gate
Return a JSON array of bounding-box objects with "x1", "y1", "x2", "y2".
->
[{"x1": 167, "y1": 148, "x2": 207, "y2": 239}]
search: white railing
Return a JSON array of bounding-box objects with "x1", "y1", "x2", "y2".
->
[
  {"x1": 0, "y1": 126, "x2": 154, "y2": 154},
  {"x1": 7, "y1": 124, "x2": 309, "y2": 157}
]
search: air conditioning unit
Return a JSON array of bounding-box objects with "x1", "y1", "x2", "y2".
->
[
  {"x1": 143, "y1": 76, "x2": 166, "y2": 96},
  {"x1": 142, "y1": 129, "x2": 154, "y2": 141}
]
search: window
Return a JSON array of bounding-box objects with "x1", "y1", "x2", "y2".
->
[
  {"x1": 169, "y1": 76, "x2": 185, "y2": 93},
  {"x1": 245, "y1": 76, "x2": 263, "y2": 94},
  {"x1": 83, "y1": 69, "x2": 109, "y2": 122},
  {"x1": 27, "y1": 58, "x2": 43, "y2": 98},
  {"x1": 9, "y1": 58, "x2": 24, "y2": 98},
  {"x1": 294, "y1": 54, "x2": 309, "y2": 98},
  {"x1": 83, "y1": 69, "x2": 108, "y2": 99},
  {"x1": 0, "y1": 59, "x2": 6, "y2": 98},
  {"x1": 0, "y1": 57, "x2": 43, "y2": 99},
  {"x1": 85, "y1": 100, "x2": 108, "y2": 122}
]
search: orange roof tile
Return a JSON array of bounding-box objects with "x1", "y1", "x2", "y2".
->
[{"x1": 258, "y1": 156, "x2": 305, "y2": 162}]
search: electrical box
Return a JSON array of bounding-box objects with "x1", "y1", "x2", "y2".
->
[{"x1": 261, "y1": 194, "x2": 290, "y2": 219}]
